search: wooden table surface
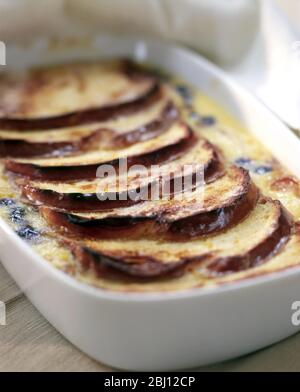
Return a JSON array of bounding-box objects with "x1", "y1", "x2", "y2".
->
[{"x1": 1, "y1": 262, "x2": 300, "y2": 372}]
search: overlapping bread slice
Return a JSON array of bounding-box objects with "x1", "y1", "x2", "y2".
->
[
  {"x1": 0, "y1": 99, "x2": 176, "y2": 158},
  {"x1": 40, "y1": 166, "x2": 258, "y2": 239},
  {"x1": 0, "y1": 59, "x2": 159, "y2": 129},
  {"x1": 18, "y1": 136, "x2": 223, "y2": 211},
  {"x1": 0, "y1": 87, "x2": 178, "y2": 158},
  {"x1": 63, "y1": 197, "x2": 292, "y2": 280},
  {"x1": 6, "y1": 120, "x2": 194, "y2": 180}
]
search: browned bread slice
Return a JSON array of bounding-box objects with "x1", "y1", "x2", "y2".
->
[
  {"x1": 19, "y1": 137, "x2": 223, "y2": 211},
  {"x1": 0, "y1": 102, "x2": 177, "y2": 158},
  {"x1": 11, "y1": 121, "x2": 190, "y2": 167},
  {"x1": 6, "y1": 121, "x2": 194, "y2": 180},
  {"x1": 63, "y1": 198, "x2": 292, "y2": 279},
  {"x1": 0, "y1": 60, "x2": 158, "y2": 129},
  {"x1": 0, "y1": 84, "x2": 168, "y2": 138},
  {"x1": 40, "y1": 166, "x2": 257, "y2": 238},
  {"x1": 0, "y1": 90, "x2": 178, "y2": 157},
  {"x1": 0, "y1": 130, "x2": 102, "y2": 159}
]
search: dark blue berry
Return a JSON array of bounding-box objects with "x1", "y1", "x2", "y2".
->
[
  {"x1": 201, "y1": 116, "x2": 216, "y2": 126},
  {"x1": 10, "y1": 207, "x2": 25, "y2": 224},
  {"x1": 0, "y1": 198, "x2": 15, "y2": 207},
  {"x1": 235, "y1": 157, "x2": 252, "y2": 167},
  {"x1": 16, "y1": 226, "x2": 40, "y2": 241},
  {"x1": 175, "y1": 85, "x2": 193, "y2": 104},
  {"x1": 235, "y1": 157, "x2": 273, "y2": 175},
  {"x1": 189, "y1": 111, "x2": 201, "y2": 121},
  {"x1": 175, "y1": 85, "x2": 190, "y2": 96},
  {"x1": 254, "y1": 165, "x2": 273, "y2": 175}
]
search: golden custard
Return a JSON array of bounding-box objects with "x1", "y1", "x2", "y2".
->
[{"x1": 0, "y1": 62, "x2": 300, "y2": 293}]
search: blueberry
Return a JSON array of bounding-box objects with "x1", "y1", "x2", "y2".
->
[
  {"x1": 175, "y1": 85, "x2": 193, "y2": 104},
  {"x1": 234, "y1": 157, "x2": 253, "y2": 171},
  {"x1": 254, "y1": 165, "x2": 273, "y2": 175},
  {"x1": 235, "y1": 157, "x2": 252, "y2": 168},
  {"x1": 235, "y1": 157, "x2": 273, "y2": 175},
  {"x1": 201, "y1": 116, "x2": 216, "y2": 126},
  {"x1": 0, "y1": 198, "x2": 15, "y2": 207},
  {"x1": 16, "y1": 226, "x2": 40, "y2": 241},
  {"x1": 10, "y1": 207, "x2": 25, "y2": 224},
  {"x1": 175, "y1": 85, "x2": 190, "y2": 96},
  {"x1": 189, "y1": 111, "x2": 201, "y2": 121}
]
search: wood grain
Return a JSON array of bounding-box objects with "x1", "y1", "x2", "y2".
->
[
  {"x1": 0, "y1": 294, "x2": 111, "y2": 371},
  {"x1": 0, "y1": 263, "x2": 22, "y2": 303}
]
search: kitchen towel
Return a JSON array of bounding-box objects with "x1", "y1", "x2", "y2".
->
[{"x1": 0, "y1": 0, "x2": 260, "y2": 66}]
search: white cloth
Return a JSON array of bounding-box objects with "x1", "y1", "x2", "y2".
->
[
  {"x1": 0, "y1": 0, "x2": 64, "y2": 40},
  {"x1": 274, "y1": 0, "x2": 300, "y2": 35},
  {"x1": 66, "y1": 0, "x2": 260, "y2": 65},
  {"x1": 0, "y1": 0, "x2": 299, "y2": 128},
  {"x1": 227, "y1": 0, "x2": 300, "y2": 129},
  {"x1": 0, "y1": 0, "x2": 260, "y2": 65}
]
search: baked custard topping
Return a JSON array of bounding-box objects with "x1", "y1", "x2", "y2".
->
[{"x1": 0, "y1": 59, "x2": 299, "y2": 292}]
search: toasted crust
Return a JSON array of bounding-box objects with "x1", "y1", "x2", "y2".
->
[
  {"x1": 6, "y1": 122, "x2": 195, "y2": 181},
  {"x1": 203, "y1": 200, "x2": 293, "y2": 276},
  {"x1": 12, "y1": 120, "x2": 190, "y2": 164},
  {"x1": 63, "y1": 198, "x2": 292, "y2": 279},
  {"x1": 5, "y1": 130, "x2": 224, "y2": 185},
  {"x1": 0, "y1": 130, "x2": 104, "y2": 158},
  {"x1": 19, "y1": 138, "x2": 224, "y2": 211},
  {"x1": 39, "y1": 166, "x2": 258, "y2": 238},
  {"x1": 16, "y1": 136, "x2": 221, "y2": 186},
  {"x1": 67, "y1": 243, "x2": 190, "y2": 280},
  {"x1": 0, "y1": 101, "x2": 178, "y2": 158},
  {"x1": 0, "y1": 60, "x2": 159, "y2": 129},
  {"x1": 112, "y1": 101, "x2": 178, "y2": 148}
]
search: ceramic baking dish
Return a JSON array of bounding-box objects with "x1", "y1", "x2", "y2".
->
[{"x1": 1, "y1": 35, "x2": 300, "y2": 371}]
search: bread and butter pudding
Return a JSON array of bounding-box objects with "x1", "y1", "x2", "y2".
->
[{"x1": 0, "y1": 59, "x2": 299, "y2": 292}]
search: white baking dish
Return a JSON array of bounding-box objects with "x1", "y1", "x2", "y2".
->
[{"x1": 1, "y1": 36, "x2": 300, "y2": 371}]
